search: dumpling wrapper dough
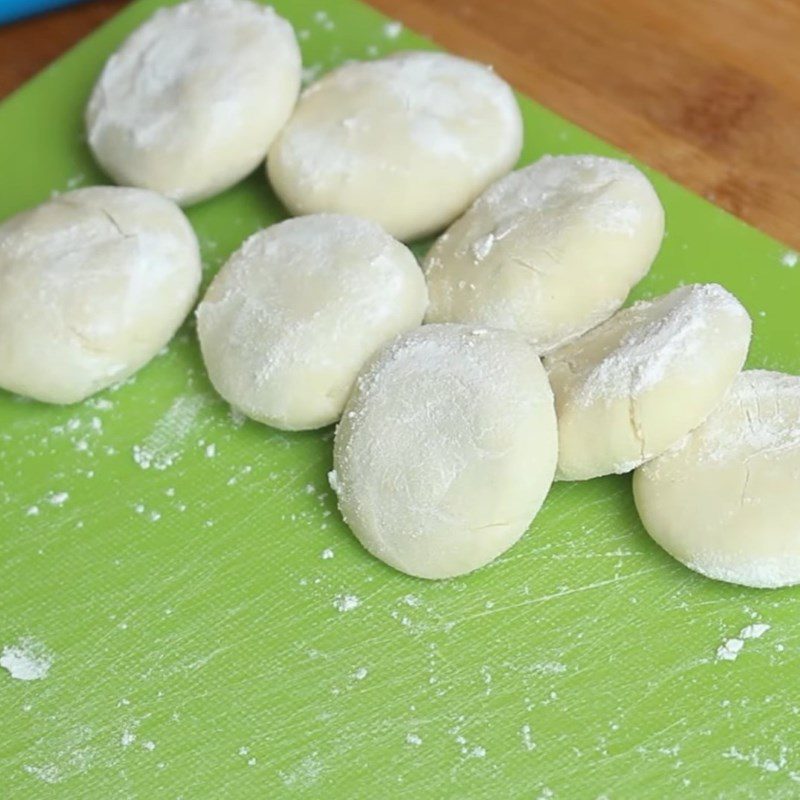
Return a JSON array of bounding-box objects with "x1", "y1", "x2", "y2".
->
[
  {"x1": 633, "y1": 370, "x2": 800, "y2": 589},
  {"x1": 331, "y1": 324, "x2": 558, "y2": 579},
  {"x1": 545, "y1": 283, "x2": 752, "y2": 480},
  {"x1": 197, "y1": 214, "x2": 428, "y2": 431},
  {"x1": 424, "y1": 154, "x2": 665, "y2": 352},
  {"x1": 86, "y1": 0, "x2": 301, "y2": 205},
  {"x1": 0, "y1": 187, "x2": 201, "y2": 404},
  {"x1": 267, "y1": 51, "x2": 523, "y2": 241}
]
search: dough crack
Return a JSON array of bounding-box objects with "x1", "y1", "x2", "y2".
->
[
  {"x1": 628, "y1": 368, "x2": 646, "y2": 462},
  {"x1": 739, "y1": 463, "x2": 752, "y2": 508},
  {"x1": 99, "y1": 208, "x2": 134, "y2": 239},
  {"x1": 510, "y1": 256, "x2": 546, "y2": 276}
]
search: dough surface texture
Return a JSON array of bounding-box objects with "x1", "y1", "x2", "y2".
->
[
  {"x1": 86, "y1": 0, "x2": 301, "y2": 205},
  {"x1": 545, "y1": 283, "x2": 751, "y2": 480},
  {"x1": 633, "y1": 370, "x2": 800, "y2": 588},
  {"x1": 424, "y1": 154, "x2": 665, "y2": 351},
  {"x1": 331, "y1": 324, "x2": 558, "y2": 579},
  {"x1": 0, "y1": 186, "x2": 201, "y2": 404},
  {"x1": 267, "y1": 51, "x2": 523, "y2": 241},
  {"x1": 197, "y1": 214, "x2": 428, "y2": 430}
]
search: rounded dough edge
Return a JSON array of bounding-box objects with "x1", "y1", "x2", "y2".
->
[
  {"x1": 545, "y1": 283, "x2": 752, "y2": 480},
  {"x1": 86, "y1": 0, "x2": 301, "y2": 205},
  {"x1": 331, "y1": 323, "x2": 558, "y2": 579},
  {"x1": 423, "y1": 154, "x2": 665, "y2": 352},
  {"x1": 0, "y1": 186, "x2": 201, "y2": 404},
  {"x1": 267, "y1": 50, "x2": 523, "y2": 241},
  {"x1": 196, "y1": 213, "x2": 428, "y2": 430},
  {"x1": 632, "y1": 370, "x2": 800, "y2": 588}
]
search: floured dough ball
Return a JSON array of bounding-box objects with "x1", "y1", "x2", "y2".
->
[
  {"x1": 331, "y1": 324, "x2": 558, "y2": 579},
  {"x1": 86, "y1": 0, "x2": 301, "y2": 205},
  {"x1": 633, "y1": 371, "x2": 800, "y2": 588},
  {"x1": 424, "y1": 154, "x2": 665, "y2": 351},
  {"x1": 197, "y1": 214, "x2": 427, "y2": 430},
  {"x1": 267, "y1": 51, "x2": 523, "y2": 241},
  {"x1": 0, "y1": 187, "x2": 201, "y2": 404},
  {"x1": 545, "y1": 284, "x2": 751, "y2": 481}
]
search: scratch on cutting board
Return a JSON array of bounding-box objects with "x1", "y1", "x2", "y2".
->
[
  {"x1": 21, "y1": 724, "x2": 95, "y2": 785},
  {"x1": 453, "y1": 567, "x2": 663, "y2": 627}
]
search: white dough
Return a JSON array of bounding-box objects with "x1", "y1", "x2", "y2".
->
[
  {"x1": 0, "y1": 187, "x2": 201, "y2": 404},
  {"x1": 86, "y1": 0, "x2": 301, "y2": 205},
  {"x1": 331, "y1": 324, "x2": 558, "y2": 579},
  {"x1": 633, "y1": 370, "x2": 800, "y2": 588},
  {"x1": 267, "y1": 51, "x2": 523, "y2": 241},
  {"x1": 196, "y1": 214, "x2": 428, "y2": 430},
  {"x1": 545, "y1": 284, "x2": 752, "y2": 480},
  {"x1": 423, "y1": 155, "x2": 665, "y2": 352}
]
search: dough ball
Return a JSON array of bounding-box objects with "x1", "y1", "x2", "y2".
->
[
  {"x1": 545, "y1": 284, "x2": 751, "y2": 481},
  {"x1": 633, "y1": 371, "x2": 800, "y2": 588},
  {"x1": 86, "y1": 0, "x2": 301, "y2": 205},
  {"x1": 267, "y1": 51, "x2": 523, "y2": 241},
  {"x1": 0, "y1": 187, "x2": 201, "y2": 404},
  {"x1": 196, "y1": 214, "x2": 428, "y2": 430},
  {"x1": 331, "y1": 324, "x2": 557, "y2": 579},
  {"x1": 424, "y1": 154, "x2": 665, "y2": 351}
]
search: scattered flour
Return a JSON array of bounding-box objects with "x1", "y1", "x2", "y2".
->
[
  {"x1": 781, "y1": 250, "x2": 798, "y2": 268},
  {"x1": 406, "y1": 733, "x2": 423, "y2": 746},
  {"x1": 204, "y1": 443, "x2": 216, "y2": 458},
  {"x1": 23, "y1": 764, "x2": 62, "y2": 784},
  {"x1": 383, "y1": 20, "x2": 403, "y2": 39},
  {"x1": 723, "y1": 744, "x2": 790, "y2": 775},
  {"x1": 741, "y1": 623, "x2": 771, "y2": 640},
  {"x1": 279, "y1": 752, "x2": 323, "y2": 788},
  {"x1": 353, "y1": 667, "x2": 368, "y2": 680},
  {"x1": 132, "y1": 395, "x2": 207, "y2": 470},
  {"x1": 521, "y1": 723, "x2": 536, "y2": 751},
  {"x1": 717, "y1": 623, "x2": 770, "y2": 661},
  {"x1": 1, "y1": 637, "x2": 53, "y2": 681},
  {"x1": 717, "y1": 639, "x2": 745, "y2": 662},
  {"x1": 321, "y1": 548, "x2": 334, "y2": 560},
  {"x1": 65, "y1": 173, "x2": 86, "y2": 190},
  {"x1": 312, "y1": 10, "x2": 334, "y2": 30},
  {"x1": 48, "y1": 492, "x2": 69, "y2": 506},
  {"x1": 229, "y1": 407, "x2": 247, "y2": 427},
  {"x1": 332, "y1": 594, "x2": 360, "y2": 613},
  {"x1": 529, "y1": 661, "x2": 568, "y2": 675},
  {"x1": 21, "y1": 725, "x2": 95, "y2": 785},
  {"x1": 302, "y1": 64, "x2": 322, "y2": 85},
  {"x1": 133, "y1": 445, "x2": 176, "y2": 471},
  {"x1": 120, "y1": 730, "x2": 136, "y2": 747},
  {"x1": 87, "y1": 397, "x2": 114, "y2": 411}
]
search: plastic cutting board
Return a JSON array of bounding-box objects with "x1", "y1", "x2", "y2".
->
[{"x1": 1, "y1": 1, "x2": 800, "y2": 797}]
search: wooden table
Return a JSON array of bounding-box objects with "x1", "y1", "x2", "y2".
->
[{"x1": 1, "y1": 0, "x2": 798, "y2": 249}]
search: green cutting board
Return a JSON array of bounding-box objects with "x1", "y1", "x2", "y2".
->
[{"x1": 2, "y1": 1, "x2": 799, "y2": 797}]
